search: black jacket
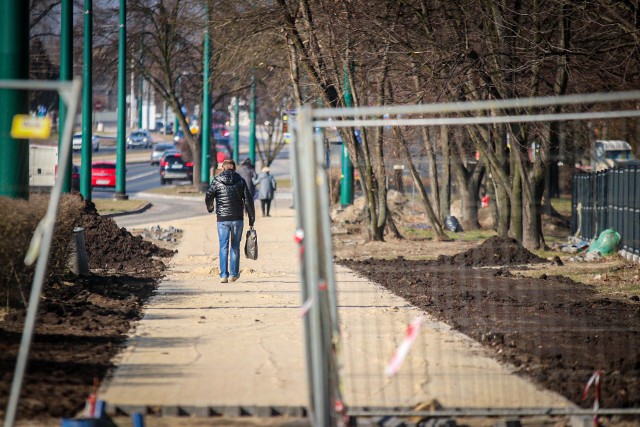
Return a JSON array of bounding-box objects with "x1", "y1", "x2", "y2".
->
[{"x1": 205, "y1": 170, "x2": 255, "y2": 226}]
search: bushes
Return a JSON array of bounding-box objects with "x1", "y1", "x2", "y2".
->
[{"x1": 0, "y1": 193, "x2": 84, "y2": 308}]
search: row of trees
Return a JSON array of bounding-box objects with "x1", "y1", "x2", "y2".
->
[
  {"x1": 30, "y1": 0, "x2": 640, "y2": 249},
  {"x1": 269, "y1": 0, "x2": 640, "y2": 248}
]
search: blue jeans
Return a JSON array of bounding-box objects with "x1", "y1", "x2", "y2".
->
[{"x1": 217, "y1": 220, "x2": 244, "y2": 278}]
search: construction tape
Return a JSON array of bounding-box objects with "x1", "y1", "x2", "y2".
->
[
  {"x1": 299, "y1": 297, "x2": 315, "y2": 317},
  {"x1": 385, "y1": 316, "x2": 424, "y2": 377},
  {"x1": 581, "y1": 370, "x2": 601, "y2": 426}
]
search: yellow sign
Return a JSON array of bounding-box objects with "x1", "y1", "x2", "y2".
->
[{"x1": 11, "y1": 115, "x2": 52, "y2": 139}]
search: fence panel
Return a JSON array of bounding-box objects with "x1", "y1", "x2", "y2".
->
[{"x1": 572, "y1": 166, "x2": 640, "y2": 258}]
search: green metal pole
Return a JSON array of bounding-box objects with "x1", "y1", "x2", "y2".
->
[
  {"x1": 80, "y1": 0, "x2": 93, "y2": 200},
  {"x1": 58, "y1": 0, "x2": 73, "y2": 193},
  {"x1": 340, "y1": 66, "x2": 354, "y2": 206},
  {"x1": 114, "y1": 0, "x2": 128, "y2": 200},
  {"x1": 174, "y1": 112, "x2": 179, "y2": 135},
  {"x1": 248, "y1": 73, "x2": 256, "y2": 164},
  {"x1": 0, "y1": 0, "x2": 29, "y2": 199},
  {"x1": 233, "y1": 96, "x2": 239, "y2": 163},
  {"x1": 200, "y1": 8, "x2": 211, "y2": 191}
]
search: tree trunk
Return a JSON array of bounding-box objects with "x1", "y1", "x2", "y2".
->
[
  {"x1": 510, "y1": 164, "x2": 523, "y2": 242},
  {"x1": 423, "y1": 126, "x2": 440, "y2": 217},
  {"x1": 439, "y1": 125, "x2": 451, "y2": 221},
  {"x1": 393, "y1": 128, "x2": 448, "y2": 240}
]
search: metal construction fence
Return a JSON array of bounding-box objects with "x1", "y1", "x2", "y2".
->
[
  {"x1": 291, "y1": 90, "x2": 640, "y2": 426},
  {"x1": 572, "y1": 166, "x2": 640, "y2": 260}
]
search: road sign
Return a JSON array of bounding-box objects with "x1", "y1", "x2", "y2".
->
[
  {"x1": 11, "y1": 115, "x2": 52, "y2": 139},
  {"x1": 95, "y1": 100, "x2": 102, "y2": 111}
]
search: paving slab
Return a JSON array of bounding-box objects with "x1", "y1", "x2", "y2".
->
[{"x1": 99, "y1": 198, "x2": 575, "y2": 415}]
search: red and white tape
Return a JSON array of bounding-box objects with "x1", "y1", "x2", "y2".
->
[
  {"x1": 385, "y1": 316, "x2": 424, "y2": 377},
  {"x1": 581, "y1": 370, "x2": 601, "y2": 426},
  {"x1": 299, "y1": 296, "x2": 314, "y2": 317}
]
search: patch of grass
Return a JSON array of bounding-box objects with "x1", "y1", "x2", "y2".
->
[
  {"x1": 401, "y1": 226, "x2": 496, "y2": 242},
  {"x1": 531, "y1": 248, "x2": 562, "y2": 260},
  {"x1": 94, "y1": 199, "x2": 149, "y2": 215},
  {"x1": 551, "y1": 196, "x2": 572, "y2": 216},
  {"x1": 145, "y1": 185, "x2": 202, "y2": 197},
  {"x1": 276, "y1": 177, "x2": 291, "y2": 189}
]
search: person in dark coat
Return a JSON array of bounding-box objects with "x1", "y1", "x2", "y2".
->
[
  {"x1": 205, "y1": 160, "x2": 255, "y2": 283},
  {"x1": 253, "y1": 166, "x2": 277, "y2": 217},
  {"x1": 238, "y1": 158, "x2": 258, "y2": 199}
]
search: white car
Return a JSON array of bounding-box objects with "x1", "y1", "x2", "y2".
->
[{"x1": 72, "y1": 133, "x2": 100, "y2": 152}]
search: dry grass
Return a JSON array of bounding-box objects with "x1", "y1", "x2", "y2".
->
[
  {"x1": 93, "y1": 199, "x2": 149, "y2": 215},
  {"x1": 0, "y1": 193, "x2": 84, "y2": 308}
]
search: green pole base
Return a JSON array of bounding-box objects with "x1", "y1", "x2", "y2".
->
[
  {"x1": 198, "y1": 182, "x2": 209, "y2": 193},
  {"x1": 113, "y1": 192, "x2": 129, "y2": 200}
]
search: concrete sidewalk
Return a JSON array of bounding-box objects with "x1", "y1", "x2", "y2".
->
[{"x1": 99, "y1": 197, "x2": 575, "y2": 417}]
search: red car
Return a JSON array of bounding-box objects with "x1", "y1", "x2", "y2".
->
[{"x1": 91, "y1": 161, "x2": 117, "y2": 188}]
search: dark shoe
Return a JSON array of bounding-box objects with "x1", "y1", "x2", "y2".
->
[
  {"x1": 221, "y1": 277, "x2": 228, "y2": 283},
  {"x1": 229, "y1": 276, "x2": 239, "y2": 282}
]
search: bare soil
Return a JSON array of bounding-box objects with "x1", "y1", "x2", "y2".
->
[
  {"x1": 338, "y1": 236, "x2": 640, "y2": 412},
  {"x1": 0, "y1": 201, "x2": 175, "y2": 422}
]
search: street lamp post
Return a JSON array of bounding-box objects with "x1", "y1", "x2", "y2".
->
[
  {"x1": 200, "y1": 5, "x2": 212, "y2": 192},
  {"x1": 80, "y1": 0, "x2": 93, "y2": 201},
  {"x1": 233, "y1": 96, "x2": 240, "y2": 163},
  {"x1": 340, "y1": 66, "x2": 354, "y2": 206},
  {"x1": 58, "y1": 0, "x2": 73, "y2": 194},
  {"x1": 0, "y1": 1, "x2": 29, "y2": 199},
  {"x1": 249, "y1": 72, "x2": 256, "y2": 164},
  {"x1": 114, "y1": 0, "x2": 128, "y2": 200}
]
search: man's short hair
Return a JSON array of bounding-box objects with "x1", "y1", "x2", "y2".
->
[{"x1": 222, "y1": 159, "x2": 236, "y2": 171}]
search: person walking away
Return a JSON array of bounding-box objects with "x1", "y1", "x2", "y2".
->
[
  {"x1": 238, "y1": 158, "x2": 258, "y2": 199},
  {"x1": 253, "y1": 166, "x2": 277, "y2": 217},
  {"x1": 205, "y1": 160, "x2": 255, "y2": 283}
]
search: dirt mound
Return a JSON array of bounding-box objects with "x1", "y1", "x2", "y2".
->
[
  {"x1": 340, "y1": 258, "x2": 640, "y2": 409},
  {"x1": 0, "y1": 273, "x2": 157, "y2": 420},
  {"x1": 77, "y1": 201, "x2": 175, "y2": 272},
  {"x1": 433, "y1": 236, "x2": 548, "y2": 267}
]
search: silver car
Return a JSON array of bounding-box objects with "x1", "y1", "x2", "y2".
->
[
  {"x1": 150, "y1": 143, "x2": 177, "y2": 165},
  {"x1": 127, "y1": 130, "x2": 153, "y2": 149},
  {"x1": 71, "y1": 133, "x2": 100, "y2": 152}
]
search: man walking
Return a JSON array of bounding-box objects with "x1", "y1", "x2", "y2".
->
[{"x1": 205, "y1": 160, "x2": 255, "y2": 283}]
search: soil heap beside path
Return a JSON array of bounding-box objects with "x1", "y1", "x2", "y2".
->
[
  {"x1": 433, "y1": 236, "x2": 548, "y2": 267},
  {"x1": 339, "y1": 235, "x2": 640, "y2": 409},
  {"x1": 0, "y1": 201, "x2": 175, "y2": 421}
]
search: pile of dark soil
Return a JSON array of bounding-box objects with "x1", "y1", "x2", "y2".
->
[
  {"x1": 78, "y1": 201, "x2": 175, "y2": 271},
  {"x1": 0, "y1": 201, "x2": 176, "y2": 421},
  {"x1": 433, "y1": 236, "x2": 547, "y2": 267},
  {"x1": 340, "y1": 254, "x2": 640, "y2": 410}
]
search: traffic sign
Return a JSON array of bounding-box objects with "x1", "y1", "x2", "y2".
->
[
  {"x1": 11, "y1": 115, "x2": 52, "y2": 139},
  {"x1": 95, "y1": 100, "x2": 102, "y2": 111}
]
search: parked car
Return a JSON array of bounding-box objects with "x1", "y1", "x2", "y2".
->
[
  {"x1": 154, "y1": 121, "x2": 173, "y2": 134},
  {"x1": 54, "y1": 164, "x2": 81, "y2": 191},
  {"x1": 72, "y1": 133, "x2": 100, "y2": 152},
  {"x1": 91, "y1": 161, "x2": 117, "y2": 188},
  {"x1": 215, "y1": 143, "x2": 232, "y2": 163},
  {"x1": 127, "y1": 130, "x2": 153, "y2": 149},
  {"x1": 159, "y1": 152, "x2": 193, "y2": 185},
  {"x1": 173, "y1": 129, "x2": 186, "y2": 146},
  {"x1": 212, "y1": 126, "x2": 230, "y2": 139},
  {"x1": 71, "y1": 165, "x2": 80, "y2": 191},
  {"x1": 214, "y1": 137, "x2": 233, "y2": 163},
  {"x1": 150, "y1": 142, "x2": 177, "y2": 165}
]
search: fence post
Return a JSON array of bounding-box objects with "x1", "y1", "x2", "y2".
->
[
  {"x1": 295, "y1": 104, "x2": 337, "y2": 426},
  {"x1": 631, "y1": 166, "x2": 640, "y2": 261}
]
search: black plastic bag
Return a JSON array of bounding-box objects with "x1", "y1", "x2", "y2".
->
[
  {"x1": 244, "y1": 227, "x2": 258, "y2": 260},
  {"x1": 444, "y1": 215, "x2": 464, "y2": 232}
]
